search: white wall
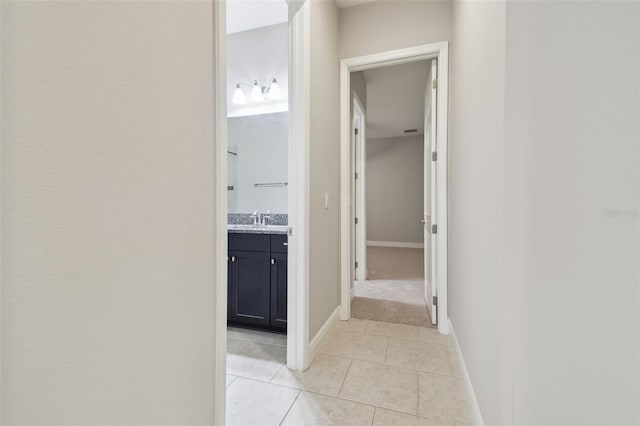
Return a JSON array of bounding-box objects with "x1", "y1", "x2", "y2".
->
[
  {"x1": 366, "y1": 136, "x2": 424, "y2": 244},
  {"x1": 308, "y1": 0, "x2": 340, "y2": 340},
  {"x1": 228, "y1": 112, "x2": 288, "y2": 213},
  {"x1": 448, "y1": 1, "x2": 507, "y2": 424},
  {"x1": 1, "y1": 2, "x2": 216, "y2": 424},
  {"x1": 339, "y1": 0, "x2": 452, "y2": 59},
  {"x1": 227, "y1": 23, "x2": 288, "y2": 117},
  {"x1": 503, "y1": 2, "x2": 639, "y2": 424}
]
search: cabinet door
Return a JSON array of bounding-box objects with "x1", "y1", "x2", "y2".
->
[
  {"x1": 270, "y1": 253, "x2": 288, "y2": 329},
  {"x1": 228, "y1": 250, "x2": 271, "y2": 326}
]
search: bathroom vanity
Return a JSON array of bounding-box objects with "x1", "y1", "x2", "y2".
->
[
  {"x1": 227, "y1": 226, "x2": 288, "y2": 332},
  {"x1": 226, "y1": 112, "x2": 289, "y2": 333}
]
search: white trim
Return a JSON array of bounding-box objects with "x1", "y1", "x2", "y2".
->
[
  {"x1": 350, "y1": 285, "x2": 355, "y2": 301},
  {"x1": 339, "y1": 58, "x2": 352, "y2": 321},
  {"x1": 353, "y1": 94, "x2": 367, "y2": 281},
  {"x1": 449, "y1": 320, "x2": 485, "y2": 426},
  {"x1": 436, "y1": 44, "x2": 449, "y2": 335},
  {"x1": 213, "y1": 1, "x2": 228, "y2": 424},
  {"x1": 367, "y1": 240, "x2": 424, "y2": 249},
  {"x1": 340, "y1": 42, "x2": 450, "y2": 334},
  {"x1": 308, "y1": 307, "x2": 340, "y2": 362},
  {"x1": 286, "y1": 0, "x2": 311, "y2": 371}
]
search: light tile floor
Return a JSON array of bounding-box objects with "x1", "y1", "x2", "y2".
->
[{"x1": 226, "y1": 322, "x2": 471, "y2": 426}]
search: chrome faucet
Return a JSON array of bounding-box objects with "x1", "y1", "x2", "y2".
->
[
  {"x1": 249, "y1": 210, "x2": 273, "y2": 226},
  {"x1": 250, "y1": 210, "x2": 261, "y2": 225},
  {"x1": 261, "y1": 210, "x2": 272, "y2": 226}
]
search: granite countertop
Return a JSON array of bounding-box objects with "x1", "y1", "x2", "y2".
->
[{"x1": 227, "y1": 224, "x2": 288, "y2": 235}]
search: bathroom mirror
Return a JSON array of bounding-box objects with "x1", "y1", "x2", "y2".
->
[{"x1": 227, "y1": 112, "x2": 288, "y2": 214}]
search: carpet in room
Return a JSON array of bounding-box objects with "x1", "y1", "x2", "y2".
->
[{"x1": 351, "y1": 296, "x2": 433, "y2": 328}]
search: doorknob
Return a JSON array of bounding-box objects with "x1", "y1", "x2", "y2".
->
[{"x1": 420, "y1": 219, "x2": 426, "y2": 224}]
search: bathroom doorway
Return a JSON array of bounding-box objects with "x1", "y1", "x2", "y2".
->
[{"x1": 213, "y1": 1, "x2": 311, "y2": 424}]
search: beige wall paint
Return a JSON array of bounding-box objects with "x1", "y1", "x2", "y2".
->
[
  {"x1": 351, "y1": 71, "x2": 367, "y2": 107},
  {"x1": 366, "y1": 136, "x2": 424, "y2": 244},
  {"x1": 338, "y1": 0, "x2": 452, "y2": 59},
  {"x1": 448, "y1": 1, "x2": 507, "y2": 424},
  {"x1": 1, "y1": 2, "x2": 216, "y2": 424},
  {"x1": 451, "y1": 1, "x2": 639, "y2": 424},
  {"x1": 308, "y1": 0, "x2": 341, "y2": 340},
  {"x1": 504, "y1": 2, "x2": 639, "y2": 424}
]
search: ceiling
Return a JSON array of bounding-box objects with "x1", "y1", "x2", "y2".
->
[
  {"x1": 227, "y1": 0, "x2": 288, "y2": 34},
  {"x1": 363, "y1": 60, "x2": 431, "y2": 140},
  {"x1": 336, "y1": 0, "x2": 381, "y2": 9}
]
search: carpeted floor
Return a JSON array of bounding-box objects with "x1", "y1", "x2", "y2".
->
[
  {"x1": 352, "y1": 246, "x2": 434, "y2": 328},
  {"x1": 365, "y1": 246, "x2": 424, "y2": 280},
  {"x1": 351, "y1": 296, "x2": 432, "y2": 327}
]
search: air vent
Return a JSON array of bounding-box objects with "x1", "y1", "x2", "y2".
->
[{"x1": 404, "y1": 129, "x2": 418, "y2": 133}]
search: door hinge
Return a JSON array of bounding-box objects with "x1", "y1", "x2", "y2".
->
[
  {"x1": 432, "y1": 78, "x2": 438, "y2": 89},
  {"x1": 433, "y1": 296, "x2": 438, "y2": 306},
  {"x1": 355, "y1": 128, "x2": 359, "y2": 135},
  {"x1": 355, "y1": 217, "x2": 359, "y2": 225},
  {"x1": 355, "y1": 261, "x2": 359, "y2": 268},
  {"x1": 432, "y1": 151, "x2": 437, "y2": 162},
  {"x1": 355, "y1": 172, "x2": 359, "y2": 179},
  {"x1": 432, "y1": 224, "x2": 437, "y2": 234}
]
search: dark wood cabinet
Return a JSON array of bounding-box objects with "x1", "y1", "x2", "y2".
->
[
  {"x1": 228, "y1": 233, "x2": 287, "y2": 332},
  {"x1": 228, "y1": 250, "x2": 271, "y2": 326},
  {"x1": 270, "y1": 253, "x2": 288, "y2": 330}
]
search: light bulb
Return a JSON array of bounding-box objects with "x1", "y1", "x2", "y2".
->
[
  {"x1": 268, "y1": 78, "x2": 282, "y2": 100},
  {"x1": 232, "y1": 84, "x2": 246, "y2": 105},
  {"x1": 250, "y1": 80, "x2": 264, "y2": 102}
]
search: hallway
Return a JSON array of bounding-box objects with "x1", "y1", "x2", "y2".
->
[
  {"x1": 352, "y1": 246, "x2": 432, "y2": 327},
  {"x1": 226, "y1": 319, "x2": 470, "y2": 425}
]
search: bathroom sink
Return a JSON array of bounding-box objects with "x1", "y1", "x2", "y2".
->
[{"x1": 227, "y1": 224, "x2": 288, "y2": 235}]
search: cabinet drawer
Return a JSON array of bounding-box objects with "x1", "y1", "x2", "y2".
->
[
  {"x1": 229, "y1": 233, "x2": 270, "y2": 252},
  {"x1": 271, "y1": 235, "x2": 288, "y2": 254}
]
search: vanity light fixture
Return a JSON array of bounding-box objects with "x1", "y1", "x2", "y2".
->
[
  {"x1": 232, "y1": 84, "x2": 246, "y2": 105},
  {"x1": 231, "y1": 78, "x2": 283, "y2": 105},
  {"x1": 250, "y1": 80, "x2": 264, "y2": 102},
  {"x1": 267, "y1": 78, "x2": 282, "y2": 100}
]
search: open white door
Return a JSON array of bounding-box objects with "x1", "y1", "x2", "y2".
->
[
  {"x1": 424, "y1": 60, "x2": 438, "y2": 325},
  {"x1": 353, "y1": 96, "x2": 367, "y2": 282}
]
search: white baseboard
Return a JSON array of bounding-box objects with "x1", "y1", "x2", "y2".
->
[
  {"x1": 449, "y1": 320, "x2": 484, "y2": 426},
  {"x1": 308, "y1": 306, "x2": 340, "y2": 362},
  {"x1": 367, "y1": 240, "x2": 424, "y2": 249}
]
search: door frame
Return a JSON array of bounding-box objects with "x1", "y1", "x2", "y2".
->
[
  {"x1": 213, "y1": 1, "x2": 311, "y2": 424},
  {"x1": 339, "y1": 42, "x2": 450, "y2": 335},
  {"x1": 286, "y1": 0, "x2": 311, "y2": 372},
  {"x1": 213, "y1": 1, "x2": 228, "y2": 424},
  {"x1": 353, "y1": 94, "x2": 367, "y2": 282}
]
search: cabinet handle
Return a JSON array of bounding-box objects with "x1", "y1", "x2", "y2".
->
[
  {"x1": 271, "y1": 258, "x2": 275, "y2": 265},
  {"x1": 231, "y1": 256, "x2": 236, "y2": 262},
  {"x1": 283, "y1": 242, "x2": 288, "y2": 246}
]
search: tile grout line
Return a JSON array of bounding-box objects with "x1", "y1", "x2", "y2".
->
[
  {"x1": 416, "y1": 366, "x2": 420, "y2": 417},
  {"x1": 336, "y1": 358, "x2": 354, "y2": 398},
  {"x1": 226, "y1": 375, "x2": 238, "y2": 388},
  {"x1": 383, "y1": 336, "x2": 390, "y2": 365},
  {"x1": 278, "y1": 389, "x2": 302, "y2": 426},
  {"x1": 227, "y1": 336, "x2": 287, "y2": 349},
  {"x1": 269, "y1": 363, "x2": 286, "y2": 383}
]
